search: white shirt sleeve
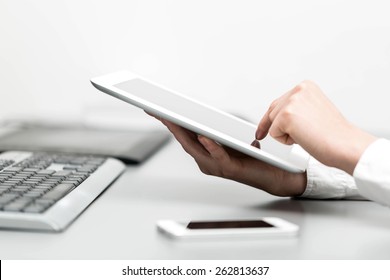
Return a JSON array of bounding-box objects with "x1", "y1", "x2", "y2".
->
[
  {"x1": 353, "y1": 138, "x2": 390, "y2": 207},
  {"x1": 300, "y1": 157, "x2": 365, "y2": 200}
]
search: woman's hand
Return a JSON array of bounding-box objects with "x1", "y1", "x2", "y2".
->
[{"x1": 256, "y1": 80, "x2": 376, "y2": 175}]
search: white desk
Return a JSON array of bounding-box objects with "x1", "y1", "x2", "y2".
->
[{"x1": 1, "y1": 139, "x2": 390, "y2": 259}]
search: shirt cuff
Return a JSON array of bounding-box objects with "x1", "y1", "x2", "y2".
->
[
  {"x1": 353, "y1": 138, "x2": 390, "y2": 206},
  {"x1": 299, "y1": 156, "x2": 364, "y2": 200}
]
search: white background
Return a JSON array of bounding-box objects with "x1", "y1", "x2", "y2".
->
[{"x1": 1, "y1": 0, "x2": 390, "y2": 133}]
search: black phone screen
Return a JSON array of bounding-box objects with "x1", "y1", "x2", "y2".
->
[{"x1": 186, "y1": 220, "x2": 275, "y2": 230}]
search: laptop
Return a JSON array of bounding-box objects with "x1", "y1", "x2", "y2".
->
[{"x1": 0, "y1": 125, "x2": 171, "y2": 164}]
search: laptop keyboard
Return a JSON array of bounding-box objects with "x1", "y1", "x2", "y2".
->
[{"x1": 0, "y1": 151, "x2": 125, "y2": 231}]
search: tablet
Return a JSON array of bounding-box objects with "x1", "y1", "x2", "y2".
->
[{"x1": 90, "y1": 71, "x2": 309, "y2": 173}]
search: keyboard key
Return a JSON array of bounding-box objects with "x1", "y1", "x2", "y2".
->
[
  {"x1": 13, "y1": 185, "x2": 31, "y2": 191},
  {"x1": 3, "y1": 198, "x2": 32, "y2": 212},
  {"x1": 86, "y1": 158, "x2": 105, "y2": 165},
  {"x1": 34, "y1": 198, "x2": 55, "y2": 205},
  {"x1": 77, "y1": 167, "x2": 96, "y2": 173},
  {"x1": 40, "y1": 183, "x2": 75, "y2": 200},
  {"x1": 23, "y1": 168, "x2": 40, "y2": 173},
  {"x1": 5, "y1": 166, "x2": 22, "y2": 172},
  {"x1": 22, "y1": 181, "x2": 38, "y2": 186},
  {"x1": 43, "y1": 178, "x2": 62, "y2": 183},
  {"x1": 1, "y1": 192, "x2": 19, "y2": 198},
  {"x1": 63, "y1": 165, "x2": 80, "y2": 170},
  {"x1": 71, "y1": 172, "x2": 89, "y2": 179},
  {"x1": 67, "y1": 176, "x2": 86, "y2": 183},
  {"x1": 1, "y1": 181, "x2": 18, "y2": 187},
  {"x1": 0, "y1": 184, "x2": 12, "y2": 190},
  {"x1": 36, "y1": 170, "x2": 56, "y2": 176},
  {"x1": 33, "y1": 175, "x2": 49, "y2": 180},
  {"x1": 26, "y1": 178, "x2": 44, "y2": 183},
  {"x1": 7, "y1": 178, "x2": 24, "y2": 184},
  {"x1": 9, "y1": 189, "x2": 28, "y2": 195},
  {"x1": 13, "y1": 197, "x2": 34, "y2": 204},
  {"x1": 0, "y1": 193, "x2": 19, "y2": 205},
  {"x1": 18, "y1": 170, "x2": 35, "y2": 175},
  {"x1": 3, "y1": 204, "x2": 25, "y2": 212},
  {"x1": 23, "y1": 191, "x2": 45, "y2": 198},
  {"x1": 13, "y1": 175, "x2": 30, "y2": 180},
  {"x1": 1, "y1": 173, "x2": 18, "y2": 178},
  {"x1": 33, "y1": 185, "x2": 52, "y2": 191},
  {"x1": 23, "y1": 203, "x2": 47, "y2": 213},
  {"x1": 52, "y1": 170, "x2": 72, "y2": 177},
  {"x1": 61, "y1": 180, "x2": 79, "y2": 186},
  {"x1": 35, "y1": 183, "x2": 56, "y2": 188}
]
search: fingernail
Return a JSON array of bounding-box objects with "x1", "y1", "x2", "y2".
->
[{"x1": 251, "y1": 140, "x2": 261, "y2": 149}]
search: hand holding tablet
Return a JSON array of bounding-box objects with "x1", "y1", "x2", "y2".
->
[{"x1": 91, "y1": 71, "x2": 309, "y2": 173}]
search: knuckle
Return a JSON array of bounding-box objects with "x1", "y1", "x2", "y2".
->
[
  {"x1": 269, "y1": 99, "x2": 279, "y2": 111},
  {"x1": 278, "y1": 108, "x2": 295, "y2": 131},
  {"x1": 198, "y1": 165, "x2": 211, "y2": 175},
  {"x1": 293, "y1": 80, "x2": 313, "y2": 94},
  {"x1": 269, "y1": 128, "x2": 279, "y2": 139},
  {"x1": 297, "y1": 80, "x2": 317, "y2": 91},
  {"x1": 287, "y1": 92, "x2": 300, "y2": 104},
  {"x1": 292, "y1": 83, "x2": 304, "y2": 94}
]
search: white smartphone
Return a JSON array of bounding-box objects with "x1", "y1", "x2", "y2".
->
[
  {"x1": 156, "y1": 217, "x2": 299, "y2": 239},
  {"x1": 91, "y1": 71, "x2": 309, "y2": 173}
]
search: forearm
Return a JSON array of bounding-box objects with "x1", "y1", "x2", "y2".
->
[{"x1": 326, "y1": 123, "x2": 377, "y2": 175}]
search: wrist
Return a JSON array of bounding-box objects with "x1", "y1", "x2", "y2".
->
[
  {"x1": 281, "y1": 170, "x2": 307, "y2": 197},
  {"x1": 335, "y1": 124, "x2": 377, "y2": 175}
]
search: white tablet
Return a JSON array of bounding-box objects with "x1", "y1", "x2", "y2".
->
[{"x1": 90, "y1": 71, "x2": 309, "y2": 173}]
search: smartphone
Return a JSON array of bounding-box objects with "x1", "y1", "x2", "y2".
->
[{"x1": 157, "y1": 217, "x2": 299, "y2": 239}]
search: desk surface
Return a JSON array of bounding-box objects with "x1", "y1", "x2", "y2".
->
[{"x1": 1, "y1": 140, "x2": 390, "y2": 260}]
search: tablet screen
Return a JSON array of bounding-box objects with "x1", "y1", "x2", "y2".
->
[{"x1": 115, "y1": 78, "x2": 256, "y2": 145}]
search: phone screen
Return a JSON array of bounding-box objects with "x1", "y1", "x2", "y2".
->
[{"x1": 186, "y1": 220, "x2": 275, "y2": 230}]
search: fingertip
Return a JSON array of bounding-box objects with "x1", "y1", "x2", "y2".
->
[
  {"x1": 256, "y1": 113, "x2": 272, "y2": 140},
  {"x1": 255, "y1": 128, "x2": 264, "y2": 140},
  {"x1": 257, "y1": 126, "x2": 271, "y2": 140}
]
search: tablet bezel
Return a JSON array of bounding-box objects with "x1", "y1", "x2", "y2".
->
[{"x1": 91, "y1": 71, "x2": 307, "y2": 173}]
